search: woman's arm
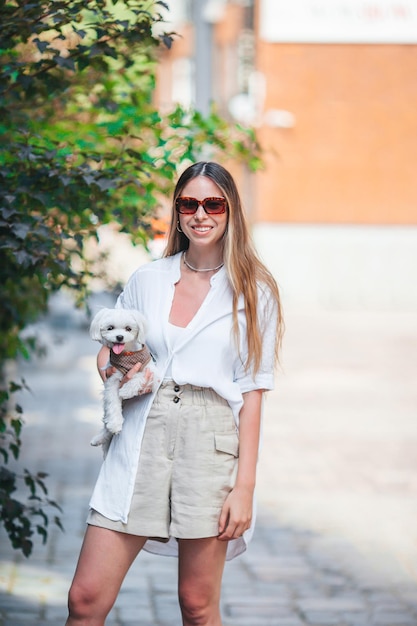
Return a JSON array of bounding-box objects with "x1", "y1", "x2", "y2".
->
[
  {"x1": 97, "y1": 346, "x2": 111, "y2": 382},
  {"x1": 217, "y1": 388, "x2": 263, "y2": 541}
]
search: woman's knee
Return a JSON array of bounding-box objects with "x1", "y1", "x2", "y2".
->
[
  {"x1": 178, "y1": 583, "x2": 219, "y2": 625},
  {"x1": 67, "y1": 578, "x2": 110, "y2": 620}
]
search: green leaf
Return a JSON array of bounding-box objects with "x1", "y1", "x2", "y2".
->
[
  {"x1": 36, "y1": 525, "x2": 48, "y2": 543},
  {"x1": 11, "y1": 419, "x2": 22, "y2": 436},
  {"x1": 21, "y1": 539, "x2": 33, "y2": 558}
]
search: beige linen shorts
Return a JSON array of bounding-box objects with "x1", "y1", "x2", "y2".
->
[{"x1": 88, "y1": 381, "x2": 239, "y2": 539}]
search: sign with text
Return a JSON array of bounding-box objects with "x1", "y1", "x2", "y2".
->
[{"x1": 260, "y1": 0, "x2": 417, "y2": 43}]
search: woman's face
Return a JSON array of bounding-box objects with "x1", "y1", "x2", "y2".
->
[{"x1": 177, "y1": 175, "x2": 228, "y2": 251}]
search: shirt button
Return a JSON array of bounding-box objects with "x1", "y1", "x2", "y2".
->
[
  {"x1": 174, "y1": 385, "x2": 180, "y2": 392},
  {"x1": 173, "y1": 396, "x2": 180, "y2": 404}
]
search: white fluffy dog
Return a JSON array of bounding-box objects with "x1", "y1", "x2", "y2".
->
[{"x1": 89, "y1": 307, "x2": 156, "y2": 448}]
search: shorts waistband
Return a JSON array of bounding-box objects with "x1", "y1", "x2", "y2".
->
[{"x1": 156, "y1": 380, "x2": 229, "y2": 407}]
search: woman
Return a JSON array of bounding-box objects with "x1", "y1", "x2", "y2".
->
[{"x1": 66, "y1": 161, "x2": 283, "y2": 625}]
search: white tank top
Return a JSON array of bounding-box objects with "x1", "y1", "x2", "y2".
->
[{"x1": 164, "y1": 323, "x2": 186, "y2": 380}]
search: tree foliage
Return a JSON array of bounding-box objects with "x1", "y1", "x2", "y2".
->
[
  {"x1": 0, "y1": 0, "x2": 262, "y2": 555},
  {"x1": 0, "y1": 379, "x2": 64, "y2": 557}
]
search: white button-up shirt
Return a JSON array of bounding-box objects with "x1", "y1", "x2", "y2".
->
[{"x1": 89, "y1": 252, "x2": 278, "y2": 560}]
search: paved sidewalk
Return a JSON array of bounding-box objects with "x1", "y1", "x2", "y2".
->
[{"x1": 1, "y1": 310, "x2": 417, "y2": 625}]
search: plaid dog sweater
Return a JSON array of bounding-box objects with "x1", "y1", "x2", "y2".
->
[{"x1": 110, "y1": 345, "x2": 152, "y2": 376}]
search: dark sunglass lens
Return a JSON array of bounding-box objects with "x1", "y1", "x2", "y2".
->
[
  {"x1": 205, "y1": 199, "x2": 225, "y2": 213},
  {"x1": 177, "y1": 198, "x2": 198, "y2": 213}
]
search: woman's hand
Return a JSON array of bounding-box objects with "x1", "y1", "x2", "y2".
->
[
  {"x1": 120, "y1": 363, "x2": 154, "y2": 395},
  {"x1": 217, "y1": 485, "x2": 254, "y2": 541}
]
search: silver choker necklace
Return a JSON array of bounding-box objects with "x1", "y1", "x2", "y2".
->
[{"x1": 183, "y1": 252, "x2": 224, "y2": 273}]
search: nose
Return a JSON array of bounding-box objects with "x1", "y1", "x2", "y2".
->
[
  {"x1": 194, "y1": 203, "x2": 207, "y2": 219},
  {"x1": 116, "y1": 334, "x2": 124, "y2": 342}
]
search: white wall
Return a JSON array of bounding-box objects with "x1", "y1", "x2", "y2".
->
[{"x1": 253, "y1": 224, "x2": 417, "y2": 312}]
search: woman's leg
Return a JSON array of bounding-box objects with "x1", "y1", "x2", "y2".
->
[
  {"x1": 66, "y1": 525, "x2": 147, "y2": 625},
  {"x1": 177, "y1": 537, "x2": 228, "y2": 626}
]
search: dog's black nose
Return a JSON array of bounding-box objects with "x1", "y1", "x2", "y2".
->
[{"x1": 116, "y1": 335, "x2": 124, "y2": 342}]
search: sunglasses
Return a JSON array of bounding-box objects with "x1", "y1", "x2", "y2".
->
[{"x1": 175, "y1": 196, "x2": 227, "y2": 215}]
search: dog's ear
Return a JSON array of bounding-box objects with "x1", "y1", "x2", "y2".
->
[
  {"x1": 89, "y1": 308, "x2": 110, "y2": 341},
  {"x1": 131, "y1": 310, "x2": 147, "y2": 340}
]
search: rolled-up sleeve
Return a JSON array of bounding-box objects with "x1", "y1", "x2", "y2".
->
[{"x1": 234, "y1": 287, "x2": 278, "y2": 393}]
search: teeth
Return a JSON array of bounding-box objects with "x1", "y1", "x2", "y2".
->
[{"x1": 194, "y1": 227, "x2": 211, "y2": 232}]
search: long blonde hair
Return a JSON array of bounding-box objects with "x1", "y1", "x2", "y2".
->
[{"x1": 164, "y1": 161, "x2": 283, "y2": 373}]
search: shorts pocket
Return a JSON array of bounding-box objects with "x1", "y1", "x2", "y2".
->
[{"x1": 214, "y1": 432, "x2": 239, "y2": 458}]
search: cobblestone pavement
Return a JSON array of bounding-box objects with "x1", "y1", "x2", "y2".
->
[{"x1": 1, "y1": 311, "x2": 417, "y2": 626}]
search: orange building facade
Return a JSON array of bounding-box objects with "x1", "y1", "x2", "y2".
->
[
  {"x1": 157, "y1": 0, "x2": 417, "y2": 226},
  {"x1": 255, "y1": 42, "x2": 417, "y2": 225}
]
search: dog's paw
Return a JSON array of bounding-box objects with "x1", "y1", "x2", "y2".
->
[
  {"x1": 118, "y1": 381, "x2": 137, "y2": 400},
  {"x1": 91, "y1": 429, "x2": 112, "y2": 447},
  {"x1": 105, "y1": 419, "x2": 124, "y2": 435},
  {"x1": 119, "y1": 372, "x2": 154, "y2": 399}
]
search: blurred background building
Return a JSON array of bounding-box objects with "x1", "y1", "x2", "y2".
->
[{"x1": 155, "y1": 0, "x2": 417, "y2": 311}]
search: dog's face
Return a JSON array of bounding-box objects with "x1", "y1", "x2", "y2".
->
[{"x1": 90, "y1": 308, "x2": 147, "y2": 352}]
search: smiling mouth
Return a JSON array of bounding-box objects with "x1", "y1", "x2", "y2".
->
[{"x1": 192, "y1": 226, "x2": 212, "y2": 232}]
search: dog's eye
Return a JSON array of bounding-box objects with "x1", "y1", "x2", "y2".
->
[
  {"x1": 125, "y1": 326, "x2": 132, "y2": 332},
  {"x1": 107, "y1": 325, "x2": 114, "y2": 331}
]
